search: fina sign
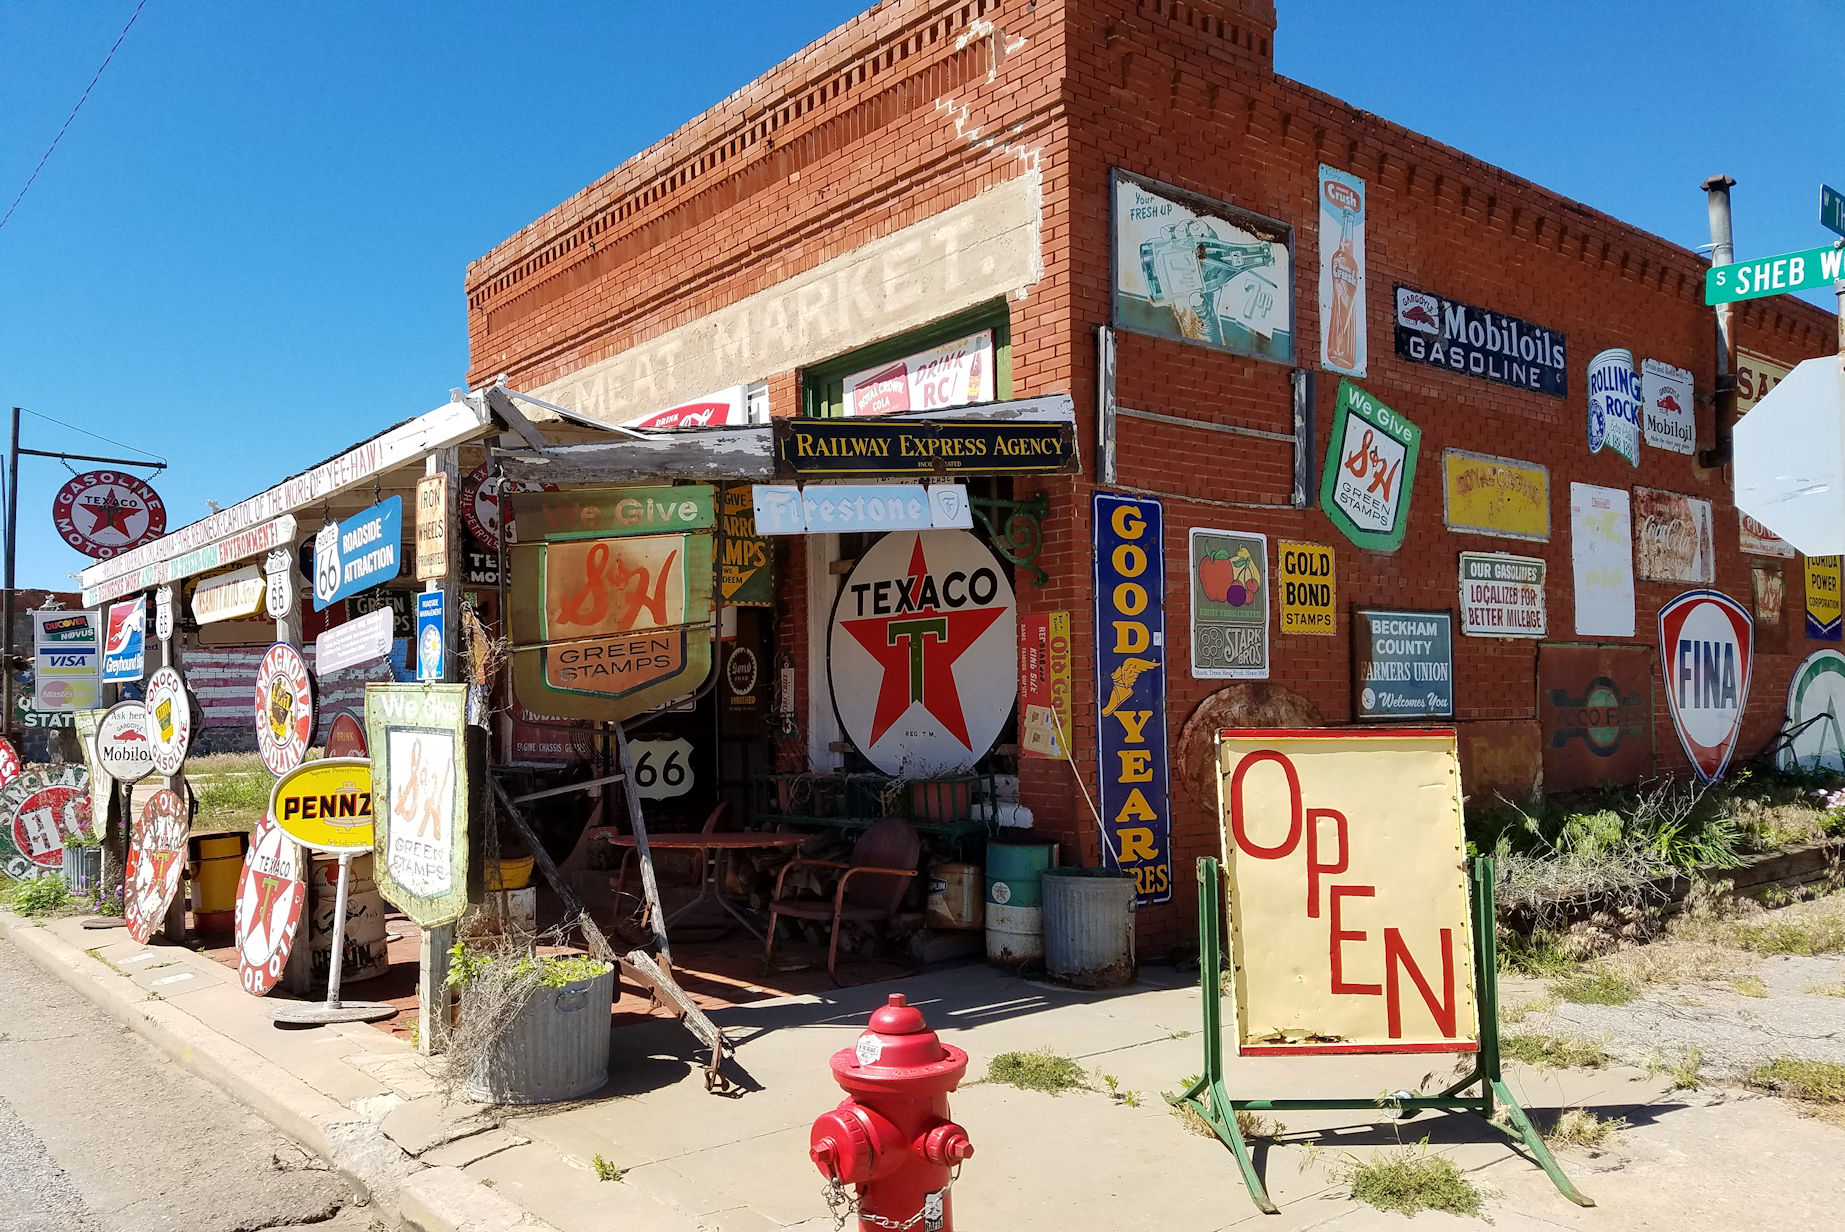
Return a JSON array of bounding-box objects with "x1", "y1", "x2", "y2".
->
[{"x1": 1659, "y1": 590, "x2": 1753, "y2": 783}]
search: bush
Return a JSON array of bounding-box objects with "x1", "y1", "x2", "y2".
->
[{"x1": 9, "y1": 875, "x2": 72, "y2": 917}]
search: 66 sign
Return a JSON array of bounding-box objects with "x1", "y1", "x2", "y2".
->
[{"x1": 53, "y1": 470, "x2": 167, "y2": 559}]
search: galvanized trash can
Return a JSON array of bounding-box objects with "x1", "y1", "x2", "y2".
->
[
  {"x1": 464, "y1": 965, "x2": 615, "y2": 1105},
  {"x1": 61, "y1": 844, "x2": 103, "y2": 896},
  {"x1": 1042, "y1": 868, "x2": 1136, "y2": 989}
]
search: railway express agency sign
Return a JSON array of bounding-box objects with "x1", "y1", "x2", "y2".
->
[
  {"x1": 1659, "y1": 589, "x2": 1753, "y2": 783},
  {"x1": 269, "y1": 758, "x2": 374, "y2": 854},
  {"x1": 1215, "y1": 728, "x2": 1478, "y2": 1054}
]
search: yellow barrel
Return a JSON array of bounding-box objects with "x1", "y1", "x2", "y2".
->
[{"x1": 191, "y1": 833, "x2": 246, "y2": 933}]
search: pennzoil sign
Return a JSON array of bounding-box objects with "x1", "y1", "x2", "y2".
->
[{"x1": 269, "y1": 758, "x2": 374, "y2": 854}]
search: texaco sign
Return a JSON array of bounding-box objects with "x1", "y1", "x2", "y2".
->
[
  {"x1": 828, "y1": 530, "x2": 1017, "y2": 777},
  {"x1": 145, "y1": 667, "x2": 193, "y2": 776},
  {"x1": 125, "y1": 788, "x2": 190, "y2": 944},
  {"x1": 0, "y1": 766, "x2": 91, "y2": 880},
  {"x1": 254, "y1": 643, "x2": 315, "y2": 775},
  {"x1": 234, "y1": 815, "x2": 307, "y2": 995},
  {"x1": 96, "y1": 701, "x2": 156, "y2": 783},
  {"x1": 52, "y1": 470, "x2": 167, "y2": 559}
]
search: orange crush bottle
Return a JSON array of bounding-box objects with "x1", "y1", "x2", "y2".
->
[{"x1": 1326, "y1": 210, "x2": 1360, "y2": 371}]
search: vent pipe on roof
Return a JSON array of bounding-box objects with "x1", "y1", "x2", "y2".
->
[{"x1": 1698, "y1": 175, "x2": 1738, "y2": 469}]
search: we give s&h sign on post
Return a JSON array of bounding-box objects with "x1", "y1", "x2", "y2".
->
[{"x1": 1215, "y1": 729, "x2": 1478, "y2": 1054}]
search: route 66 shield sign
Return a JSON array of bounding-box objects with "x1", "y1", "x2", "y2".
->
[{"x1": 264, "y1": 549, "x2": 295, "y2": 620}]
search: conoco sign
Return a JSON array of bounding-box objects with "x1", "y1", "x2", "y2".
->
[
  {"x1": 234, "y1": 814, "x2": 307, "y2": 996},
  {"x1": 52, "y1": 470, "x2": 167, "y2": 559},
  {"x1": 125, "y1": 788, "x2": 190, "y2": 944},
  {"x1": 1659, "y1": 590, "x2": 1753, "y2": 783}
]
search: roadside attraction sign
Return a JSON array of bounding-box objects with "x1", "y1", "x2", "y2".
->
[
  {"x1": 125, "y1": 788, "x2": 190, "y2": 944},
  {"x1": 254, "y1": 643, "x2": 315, "y2": 776},
  {"x1": 144, "y1": 667, "x2": 193, "y2": 776},
  {"x1": 1706, "y1": 241, "x2": 1845, "y2": 304},
  {"x1": 96, "y1": 701, "x2": 156, "y2": 783},
  {"x1": 1658, "y1": 589, "x2": 1754, "y2": 783},
  {"x1": 269, "y1": 757, "x2": 374, "y2": 854},
  {"x1": 312, "y1": 496, "x2": 404, "y2": 610},
  {"x1": 234, "y1": 814, "x2": 308, "y2": 996}
]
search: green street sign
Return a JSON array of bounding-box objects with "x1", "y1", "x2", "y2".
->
[
  {"x1": 1706, "y1": 243, "x2": 1845, "y2": 305},
  {"x1": 1823, "y1": 184, "x2": 1845, "y2": 239}
]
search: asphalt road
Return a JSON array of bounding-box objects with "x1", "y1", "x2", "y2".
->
[{"x1": 0, "y1": 931, "x2": 376, "y2": 1232}]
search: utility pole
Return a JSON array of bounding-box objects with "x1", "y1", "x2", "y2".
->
[
  {"x1": 1699, "y1": 176, "x2": 1738, "y2": 469},
  {"x1": 4, "y1": 407, "x2": 20, "y2": 738}
]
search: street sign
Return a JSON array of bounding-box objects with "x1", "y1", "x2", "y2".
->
[
  {"x1": 1823, "y1": 184, "x2": 1845, "y2": 239},
  {"x1": 1706, "y1": 242, "x2": 1845, "y2": 304},
  {"x1": 1734, "y1": 357, "x2": 1845, "y2": 554}
]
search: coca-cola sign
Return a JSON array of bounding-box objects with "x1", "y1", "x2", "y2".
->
[{"x1": 1393, "y1": 285, "x2": 1567, "y2": 398}]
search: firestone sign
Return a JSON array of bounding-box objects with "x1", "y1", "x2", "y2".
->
[{"x1": 1659, "y1": 590, "x2": 1754, "y2": 783}]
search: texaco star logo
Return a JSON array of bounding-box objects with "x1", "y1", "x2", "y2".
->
[{"x1": 52, "y1": 470, "x2": 167, "y2": 559}]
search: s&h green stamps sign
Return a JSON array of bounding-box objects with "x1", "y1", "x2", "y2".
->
[{"x1": 1320, "y1": 379, "x2": 1420, "y2": 553}]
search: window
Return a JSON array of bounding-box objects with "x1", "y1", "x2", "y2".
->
[{"x1": 801, "y1": 300, "x2": 1012, "y2": 418}]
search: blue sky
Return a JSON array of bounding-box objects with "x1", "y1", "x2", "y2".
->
[{"x1": 1, "y1": 0, "x2": 1836, "y2": 589}]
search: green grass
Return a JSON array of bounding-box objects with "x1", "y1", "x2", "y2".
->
[
  {"x1": 1501, "y1": 1032, "x2": 1610, "y2": 1070},
  {"x1": 8, "y1": 874, "x2": 72, "y2": 917},
  {"x1": 189, "y1": 761, "x2": 272, "y2": 830},
  {"x1": 1746, "y1": 1057, "x2": 1845, "y2": 1104},
  {"x1": 1730, "y1": 975, "x2": 1769, "y2": 998},
  {"x1": 1550, "y1": 967, "x2": 1639, "y2": 1005},
  {"x1": 1804, "y1": 983, "x2": 1845, "y2": 997},
  {"x1": 984, "y1": 1050, "x2": 1089, "y2": 1095},
  {"x1": 1345, "y1": 1143, "x2": 1484, "y2": 1219},
  {"x1": 1728, "y1": 916, "x2": 1845, "y2": 957},
  {"x1": 1498, "y1": 929, "x2": 1578, "y2": 978},
  {"x1": 1643, "y1": 1046, "x2": 1704, "y2": 1090}
]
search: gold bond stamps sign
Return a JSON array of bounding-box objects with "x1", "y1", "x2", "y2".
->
[{"x1": 1276, "y1": 542, "x2": 1336, "y2": 635}]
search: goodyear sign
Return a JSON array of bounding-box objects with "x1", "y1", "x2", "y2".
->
[
  {"x1": 268, "y1": 757, "x2": 374, "y2": 854},
  {"x1": 1093, "y1": 492, "x2": 1171, "y2": 905}
]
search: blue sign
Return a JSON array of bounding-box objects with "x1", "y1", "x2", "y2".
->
[
  {"x1": 1092, "y1": 492, "x2": 1172, "y2": 906},
  {"x1": 416, "y1": 591, "x2": 445, "y2": 682},
  {"x1": 101, "y1": 598, "x2": 146, "y2": 685},
  {"x1": 311, "y1": 496, "x2": 403, "y2": 611}
]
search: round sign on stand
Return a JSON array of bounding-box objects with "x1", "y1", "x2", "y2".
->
[
  {"x1": 0, "y1": 737, "x2": 20, "y2": 789},
  {"x1": 459, "y1": 461, "x2": 555, "y2": 546},
  {"x1": 267, "y1": 758, "x2": 393, "y2": 1025},
  {"x1": 234, "y1": 815, "x2": 308, "y2": 996},
  {"x1": 145, "y1": 667, "x2": 193, "y2": 777},
  {"x1": 124, "y1": 789, "x2": 190, "y2": 944},
  {"x1": 254, "y1": 643, "x2": 315, "y2": 776},
  {"x1": 52, "y1": 470, "x2": 167, "y2": 559},
  {"x1": 0, "y1": 767, "x2": 91, "y2": 880},
  {"x1": 324, "y1": 712, "x2": 368, "y2": 758},
  {"x1": 96, "y1": 701, "x2": 156, "y2": 783}
]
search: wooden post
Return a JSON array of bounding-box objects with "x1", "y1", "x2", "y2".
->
[{"x1": 418, "y1": 446, "x2": 461, "y2": 1056}]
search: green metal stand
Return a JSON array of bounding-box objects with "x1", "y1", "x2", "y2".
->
[{"x1": 1170, "y1": 856, "x2": 1592, "y2": 1214}]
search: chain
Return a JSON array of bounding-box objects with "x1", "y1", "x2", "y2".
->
[{"x1": 821, "y1": 1166, "x2": 958, "y2": 1232}]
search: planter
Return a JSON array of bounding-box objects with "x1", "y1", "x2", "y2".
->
[
  {"x1": 1042, "y1": 868, "x2": 1136, "y2": 989},
  {"x1": 464, "y1": 966, "x2": 615, "y2": 1105},
  {"x1": 61, "y1": 845, "x2": 103, "y2": 895}
]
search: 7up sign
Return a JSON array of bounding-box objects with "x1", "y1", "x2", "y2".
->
[{"x1": 1706, "y1": 243, "x2": 1845, "y2": 305}]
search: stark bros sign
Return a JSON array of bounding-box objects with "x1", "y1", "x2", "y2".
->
[
  {"x1": 829, "y1": 530, "x2": 1016, "y2": 778},
  {"x1": 53, "y1": 471, "x2": 167, "y2": 559},
  {"x1": 1215, "y1": 729, "x2": 1478, "y2": 1055},
  {"x1": 1660, "y1": 590, "x2": 1754, "y2": 783}
]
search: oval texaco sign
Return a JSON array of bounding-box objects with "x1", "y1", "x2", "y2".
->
[
  {"x1": 235, "y1": 815, "x2": 307, "y2": 995},
  {"x1": 96, "y1": 701, "x2": 157, "y2": 783},
  {"x1": 144, "y1": 667, "x2": 192, "y2": 777},
  {"x1": 254, "y1": 643, "x2": 315, "y2": 776},
  {"x1": 52, "y1": 470, "x2": 167, "y2": 559},
  {"x1": 827, "y1": 529, "x2": 1017, "y2": 777},
  {"x1": 125, "y1": 788, "x2": 190, "y2": 944}
]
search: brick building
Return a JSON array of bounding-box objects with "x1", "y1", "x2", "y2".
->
[{"x1": 465, "y1": 0, "x2": 1837, "y2": 954}]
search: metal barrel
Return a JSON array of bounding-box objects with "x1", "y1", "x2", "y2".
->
[
  {"x1": 985, "y1": 842, "x2": 1054, "y2": 967},
  {"x1": 464, "y1": 967, "x2": 615, "y2": 1104},
  {"x1": 1042, "y1": 868, "x2": 1137, "y2": 988}
]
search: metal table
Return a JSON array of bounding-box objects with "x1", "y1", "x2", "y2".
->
[{"x1": 603, "y1": 831, "x2": 808, "y2": 940}]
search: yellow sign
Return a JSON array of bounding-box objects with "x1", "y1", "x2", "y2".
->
[
  {"x1": 1736, "y1": 348, "x2": 1794, "y2": 418},
  {"x1": 1806, "y1": 555, "x2": 1842, "y2": 641},
  {"x1": 1441, "y1": 449, "x2": 1549, "y2": 541},
  {"x1": 268, "y1": 757, "x2": 374, "y2": 853},
  {"x1": 1276, "y1": 541, "x2": 1336, "y2": 636},
  {"x1": 1215, "y1": 729, "x2": 1478, "y2": 1055},
  {"x1": 415, "y1": 473, "x2": 449, "y2": 582}
]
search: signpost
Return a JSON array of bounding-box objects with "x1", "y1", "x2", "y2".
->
[
  {"x1": 1822, "y1": 184, "x2": 1845, "y2": 239},
  {"x1": 1705, "y1": 241, "x2": 1845, "y2": 304}
]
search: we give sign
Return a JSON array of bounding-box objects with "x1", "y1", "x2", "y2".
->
[{"x1": 1215, "y1": 729, "x2": 1478, "y2": 1055}]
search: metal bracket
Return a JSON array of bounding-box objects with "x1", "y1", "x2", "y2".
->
[{"x1": 969, "y1": 490, "x2": 1051, "y2": 587}]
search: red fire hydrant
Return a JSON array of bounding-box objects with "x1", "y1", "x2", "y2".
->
[{"x1": 810, "y1": 993, "x2": 974, "y2": 1232}]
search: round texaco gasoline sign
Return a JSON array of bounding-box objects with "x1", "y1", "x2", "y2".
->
[
  {"x1": 254, "y1": 643, "x2": 315, "y2": 775},
  {"x1": 459, "y1": 461, "x2": 555, "y2": 546},
  {"x1": 234, "y1": 814, "x2": 307, "y2": 996},
  {"x1": 52, "y1": 470, "x2": 167, "y2": 559},
  {"x1": 0, "y1": 736, "x2": 19, "y2": 789},
  {"x1": 1659, "y1": 589, "x2": 1754, "y2": 784},
  {"x1": 828, "y1": 530, "x2": 1017, "y2": 777},
  {"x1": 125, "y1": 788, "x2": 190, "y2": 944},
  {"x1": 145, "y1": 667, "x2": 192, "y2": 776}
]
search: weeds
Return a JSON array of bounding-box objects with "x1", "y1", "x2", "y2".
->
[
  {"x1": 1235, "y1": 1110, "x2": 1287, "y2": 1139},
  {"x1": 1730, "y1": 976, "x2": 1769, "y2": 998},
  {"x1": 1642, "y1": 1046, "x2": 1704, "y2": 1090},
  {"x1": 1746, "y1": 1057, "x2": 1845, "y2": 1105},
  {"x1": 1728, "y1": 915, "x2": 1845, "y2": 956},
  {"x1": 1342, "y1": 1141, "x2": 1484, "y2": 1219},
  {"x1": 1498, "y1": 929, "x2": 1578, "y2": 978},
  {"x1": 1550, "y1": 967, "x2": 1639, "y2": 1005},
  {"x1": 591, "y1": 1154, "x2": 624, "y2": 1183},
  {"x1": 1500, "y1": 994, "x2": 1556, "y2": 1024},
  {"x1": 1544, "y1": 1108, "x2": 1625, "y2": 1152},
  {"x1": 985, "y1": 1050, "x2": 1089, "y2": 1095},
  {"x1": 1805, "y1": 983, "x2": 1845, "y2": 997},
  {"x1": 8, "y1": 875, "x2": 72, "y2": 917},
  {"x1": 1099, "y1": 1072, "x2": 1142, "y2": 1108},
  {"x1": 1501, "y1": 1032, "x2": 1610, "y2": 1069}
]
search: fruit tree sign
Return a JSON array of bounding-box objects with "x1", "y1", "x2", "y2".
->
[
  {"x1": 1659, "y1": 590, "x2": 1754, "y2": 783},
  {"x1": 1189, "y1": 528, "x2": 1269, "y2": 679},
  {"x1": 0, "y1": 766, "x2": 91, "y2": 879},
  {"x1": 1214, "y1": 728, "x2": 1478, "y2": 1054},
  {"x1": 254, "y1": 643, "x2": 315, "y2": 775},
  {"x1": 234, "y1": 814, "x2": 307, "y2": 996},
  {"x1": 125, "y1": 788, "x2": 190, "y2": 944},
  {"x1": 269, "y1": 758, "x2": 373, "y2": 854},
  {"x1": 52, "y1": 471, "x2": 167, "y2": 559},
  {"x1": 144, "y1": 667, "x2": 192, "y2": 776},
  {"x1": 96, "y1": 701, "x2": 156, "y2": 782},
  {"x1": 828, "y1": 530, "x2": 1017, "y2": 778}
]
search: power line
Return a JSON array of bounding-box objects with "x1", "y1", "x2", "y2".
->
[
  {"x1": 19, "y1": 407, "x2": 166, "y2": 468},
  {"x1": 0, "y1": 0, "x2": 151, "y2": 236}
]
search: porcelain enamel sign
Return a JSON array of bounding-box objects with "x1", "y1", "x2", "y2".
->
[
  {"x1": 254, "y1": 643, "x2": 315, "y2": 775},
  {"x1": 125, "y1": 788, "x2": 190, "y2": 944},
  {"x1": 1659, "y1": 590, "x2": 1753, "y2": 783},
  {"x1": 144, "y1": 666, "x2": 192, "y2": 776},
  {"x1": 234, "y1": 814, "x2": 307, "y2": 995},
  {"x1": 96, "y1": 701, "x2": 156, "y2": 783},
  {"x1": 52, "y1": 470, "x2": 167, "y2": 559}
]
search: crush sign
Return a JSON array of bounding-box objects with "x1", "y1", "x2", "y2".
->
[{"x1": 1215, "y1": 729, "x2": 1478, "y2": 1054}]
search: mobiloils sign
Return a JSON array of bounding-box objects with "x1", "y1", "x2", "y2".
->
[
  {"x1": 1587, "y1": 347, "x2": 1641, "y2": 466},
  {"x1": 1659, "y1": 589, "x2": 1753, "y2": 783},
  {"x1": 1393, "y1": 286, "x2": 1567, "y2": 398},
  {"x1": 312, "y1": 496, "x2": 403, "y2": 610}
]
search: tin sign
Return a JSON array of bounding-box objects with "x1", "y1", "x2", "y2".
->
[
  {"x1": 0, "y1": 766, "x2": 91, "y2": 879},
  {"x1": 459, "y1": 461, "x2": 555, "y2": 546},
  {"x1": 314, "y1": 603, "x2": 394, "y2": 676},
  {"x1": 417, "y1": 591, "x2": 445, "y2": 682},
  {"x1": 1442, "y1": 449, "x2": 1550, "y2": 541},
  {"x1": 0, "y1": 738, "x2": 19, "y2": 789},
  {"x1": 1018, "y1": 611, "x2": 1073, "y2": 760},
  {"x1": 366, "y1": 684, "x2": 471, "y2": 927},
  {"x1": 1570, "y1": 483, "x2": 1635, "y2": 637},
  {"x1": 324, "y1": 711, "x2": 368, "y2": 757},
  {"x1": 191, "y1": 564, "x2": 267, "y2": 624},
  {"x1": 1778, "y1": 650, "x2": 1845, "y2": 773},
  {"x1": 270, "y1": 757, "x2": 374, "y2": 853},
  {"x1": 1276, "y1": 541, "x2": 1336, "y2": 636},
  {"x1": 33, "y1": 610, "x2": 102, "y2": 713},
  {"x1": 1641, "y1": 358, "x2": 1696, "y2": 455},
  {"x1": 1320, "y1": 379, "x2": 1420, "y2": 553},
  {"x1": 1393, "y1": 285, "x2": 1567, "y2": 398},
  {"x1": 843, "y1": 330, "x2": 995, "y2": 417},
  {"x1": 828, "y1": 530, "x2": 1017, "y2": 777},
  {"x1": 1189, "y1": 528, "x2": 1268, "y2": 679},
  {"x1": 1215, "y1": 728, "x2": 1478, "y2": 1054},
  {"x1": 1659, "y1": 589, "x2": 1753, "y2": 783},
  {"x1": 1539, "y1": 644, "x2": 1655, "y2": 792},
  {"x1": 311, "y1": 495, "x2": 403, "y2": 610},
  {"x1": 96, "y1": 701, "x2": 156, "y2": 782},
  {"x1": 234, "y1": 814, "x2": 308, "y2": 996},
  {"x1": 718, "y1": 484, "x2": 774, "y2": 606},
  {"x1": 1354, "y1": 609, "x2": 1454, "y2": 719},
  {"x1": 263, "y1": 548, "x2": 294, "y2": 620},
  {"x1": 1458, "y1": 553, "x2": 1546, "y2": 638},
  {"x1": 1740, "y1": 511, "x2": 1796, "y2": 559},
  {"x1": 254, "y1": 642, "x2": 315, "y2": 775},
  {"x1": 630, "y1": 737, "x2": 695, "y2": 801},
  {"x1": 52, "y1": 470, "x2": 167, "y2": 559},
  {"x1": 623, "y1": 385, "x2": 751, "y2": 429},
  {"x1": 125, "y1": 788, "x2": 190, "y2": 944},
  {"x1": 144, "y1": 666, "x2": 193, "y2": 776},
  {"x1": 102, "y1": 598, "x2": 146, "y2": 684},
  {"x1": 750, "y1": 483, "x2": 972, "y2": 535},
  {"x1": 1634, "y1": 488, "x2": 1715, "y2": 584},
  {"x1": 1318, "y1": 165, "x2": 1367, "y2": 377},
  {"x1": 154, "y1": 585, "x2": 174, "y2": 642},
  {"x1": 1093, "y1": 492, "x2": 1173, "y2": 905},
  {"x1": 1807, "y1": 556, "x2": 1842, "y2": 641},
  {"x1": 415, "y1": 472, "x2": 449, "y2": 581},
  {"x1": 1587, "y1": 347, "x2": 1641, "y2": 465}
]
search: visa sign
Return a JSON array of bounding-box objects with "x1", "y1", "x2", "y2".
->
[{"x1": 1659, "y1": 589, "x2": 1753, "y2": 783}]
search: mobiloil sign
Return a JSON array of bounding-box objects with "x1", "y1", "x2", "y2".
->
[
  {"x1": 1092, "y1": 492, "x2": 1172, "y2": 905},
  {"x1": 1393, "y1": 285, "x2": 1567, "y2": 397}
]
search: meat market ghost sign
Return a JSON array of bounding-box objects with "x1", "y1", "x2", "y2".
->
[
  {"x1": 1659, "y1": 589, "x2": 1753, "y2": 783},
  {"x1": 829, "y1": 530, "x2": 1017, "y2": 777}
]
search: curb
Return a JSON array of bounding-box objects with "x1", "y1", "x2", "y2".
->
[{"x1": 0, "y1": 911, "x2": 545, "y2": 1230}]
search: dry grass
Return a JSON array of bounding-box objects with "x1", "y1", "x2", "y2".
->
[
  {"x1": 1642, "y1": 1046, "x2": 1704, "y2": 1091},
  {"x1": 1550, "y1": 967, "x2": 1640, "y2": 1005},
  {"x1": 1747, "y1": 1057, "x2": 1845, "y2": 1124},
  {"x1": 1730, "y1": 975, "x2": 1769, "y2": 998},
  {"x1": 1502, "y1": 1032, "x2": 1610, "y2": 1070},
  {"x1": 1343, "y1": 1143, "x2": 1485, "y2": 1219},
  {"x1": 1804, "y1": 983, "x2": 1845, "y2": 998},
  {"x1": 1544, "y1": 1108, "x2": 1626, "y2": 1152}
]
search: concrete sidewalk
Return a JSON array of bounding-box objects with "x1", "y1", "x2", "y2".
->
[{"x1": 4, "y1": 907, "x2": 1842, "y2": 1231}]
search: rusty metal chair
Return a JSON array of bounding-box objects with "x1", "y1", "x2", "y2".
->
[{"x1": 763, "y1": 816, "x2": 921, "y2": 984}]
